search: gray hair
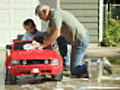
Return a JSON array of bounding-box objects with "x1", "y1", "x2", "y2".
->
[{"x1": 35, "y1": 4, "x2": 50, "y2": 14}]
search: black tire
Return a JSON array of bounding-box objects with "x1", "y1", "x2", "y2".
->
[
  {"x1": 5, "y1": 66, "x2": 17, "y2": 84},
  {"x1": 51, "y1": 67, "x2": 63, "y2": 81}
]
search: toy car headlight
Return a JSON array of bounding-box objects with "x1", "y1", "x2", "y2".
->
[
  {"x1": 52, "y1": 59, "x2": 59, "y2": 64},
  {"x1": 11, "y1": 60, "x2": 19, "y2": 65},
  {"x1": 44, "y1": 60, "x2": 49, "y2": 64},
  {"x1": 22, "y1": 60, "x2": 27, "y2": 65}
]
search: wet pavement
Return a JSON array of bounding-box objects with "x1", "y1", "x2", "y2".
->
[
  {"x1": 0, "y1": 50, "x2": 120, "y2": 90},
  {"x1": 0, "y1": 64, "x2": 119, "y2": 90}
]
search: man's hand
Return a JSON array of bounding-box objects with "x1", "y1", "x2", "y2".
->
[
  {"x1": 31, "y1": 41, "x2": 43, "y2": 50},
  {"x1": 42, "y1": 27, "x2": 61, "y2": 48},
  {"x1": 31, "y1": 41, "x2": 41, "y2": 48},
  {"x1": 23, "y1": 41, "x2": 43, "y2": 51}
]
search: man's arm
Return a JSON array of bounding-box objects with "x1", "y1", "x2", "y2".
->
[
  {"x1": 42, "y1": 27, "x2": 61, "y2": 48},
  {"x1": 34, "y1": 11, "x2": 62, "y2": 48},
  {"x1": 34, "y1": 27, "x2": 52, "y2": 40},
  {"x1": 32, "y1": 27, "x2": 61, "y2": 49}
]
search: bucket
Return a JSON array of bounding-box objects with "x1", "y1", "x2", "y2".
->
[{"x1": 85, "y1": 58, "x2": 103, "y2": 82}]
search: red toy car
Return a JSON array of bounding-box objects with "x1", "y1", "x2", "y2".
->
[{"x1": 5, "y1": 39, "x2": 63, "y2": 84}]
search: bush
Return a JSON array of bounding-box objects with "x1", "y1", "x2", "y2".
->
[
  {"x1": 103, "y1": 13, "x2": 120, "y2": 46},
  {"x1": 109, "y1": 58, "x2": 120, "y2": 64}
]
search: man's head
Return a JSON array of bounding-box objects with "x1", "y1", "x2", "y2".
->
[
  {"x1": 35, "y1": 4, "x2": 51, "y2": 21},
  {"x1": 23, "y1": 19, "x2": 36, "y2": 35}
]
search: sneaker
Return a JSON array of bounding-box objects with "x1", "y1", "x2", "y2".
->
[{"x1": 101, "y1": 57, "x2": 113, "y2": 75}]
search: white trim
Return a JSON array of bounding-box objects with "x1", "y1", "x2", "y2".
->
[
  {"x1": 99, "y1": 0, "x2": 104, "y2": 42},
  {"x1": 56, "y1": 0, "x2": 60, "y2": 9}
]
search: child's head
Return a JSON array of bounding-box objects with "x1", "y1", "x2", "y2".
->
[{"x1": 23, "y1": 19, "x2": 36, "y2": 35}]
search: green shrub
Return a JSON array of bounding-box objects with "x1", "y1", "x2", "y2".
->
[
  {"x1": 109, "y1": 58, "x2": 120, "y2": 64},
  {"x1": 103, "y1": 13, "x2": 120, "y2": 46}
]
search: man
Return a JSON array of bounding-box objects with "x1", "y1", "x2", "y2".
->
[
  {"x1": 33, "y1": 4, "x2": 89, "y2": 77},
  {"x1": 22, "y1": 19, "x2": 42, "y2": 40}
]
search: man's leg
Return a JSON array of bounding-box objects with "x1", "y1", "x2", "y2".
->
[
  {"x1": 57, "y1": 35, "x2": 70, "y2": 66},
  {"x1": 70, "y1": 34, "x2": 89, "y2": 76}
]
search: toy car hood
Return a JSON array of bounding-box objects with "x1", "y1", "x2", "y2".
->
[{"x1": 12, "y1": 49, "x2": 59, "y2": 60}]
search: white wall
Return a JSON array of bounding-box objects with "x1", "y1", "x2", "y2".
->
[
  {"x1": 0, "y1": 0, "x2": 40, "y2": 48},
  {"x1": 0, "y1": 0, "x2": 60, "y2": 48}
]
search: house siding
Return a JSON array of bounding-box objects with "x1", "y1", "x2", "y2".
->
[{"x1": 60, "y1": 0, "x2": 99, "y2": 43}]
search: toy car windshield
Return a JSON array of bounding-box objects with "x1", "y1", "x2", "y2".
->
[{"x1": 14, "y1": 41, "x2": 52, "y2": 51}]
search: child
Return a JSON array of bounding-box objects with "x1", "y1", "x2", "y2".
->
[{"x1": 22, "y1": 19, "x2": 42, "y2": 40}]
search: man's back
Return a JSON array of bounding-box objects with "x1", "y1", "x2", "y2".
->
[{"x1": 49, "y1": 9, "x2": 88, "y2": 45}]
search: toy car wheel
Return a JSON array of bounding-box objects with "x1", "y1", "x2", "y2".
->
[
  {"x1": 5, "y1": 66, "x2": 17, "y2": 84},
  {"x1": 51, "y1": 67, "x2": 63, "y2": 81}
]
